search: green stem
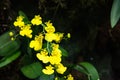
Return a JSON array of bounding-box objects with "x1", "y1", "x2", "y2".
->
[
  {"x1": 47, "y1": 42, "x2": 51, "y2": 55},
  {"x1": 41, "y1": 23, "x2": 46, "y2": 34},
  {"x1": 88, "y1": 74, "x2": 91, "y2": 80}
]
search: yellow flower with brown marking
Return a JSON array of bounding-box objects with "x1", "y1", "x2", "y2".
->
[
  {"x1": 36, "y1": 49, "x2": 50, "y2": 63},
  {"x1": 31, "y1": 15, "x2": 42, "y2": 25},
  {"x1": 56, "y1": 63, "x2": 67, "y2": 74},
  {"x1": 14, "y1": 16, "x2": 25, "y2": 27},
  {"x1": 29, "y1": 33, "x2": 44, "y2": 51},
  {"x1": 42, "y1": 65, "x2": 54, "y2": 75},
  {"x1": 45, "y1": 21, "x2": 55, "y2": 33},
  {"x1": 66, "y1": 74, "x2": 74, "y2": 80},
  {"x1": 19, "y1": 24, "x2": 32, "y2": 38}
]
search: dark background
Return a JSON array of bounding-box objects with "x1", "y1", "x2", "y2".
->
[{"x1": 1, "y1": 0, "x2": 120, "y2": 80}]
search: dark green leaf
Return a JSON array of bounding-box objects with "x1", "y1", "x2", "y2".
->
[
  {"x1": 74, "y1": 64, "x2": 89, "y2": 75},
  {"x1": 0, "y1": 31, "x2": 20, "y2": 56},
  {"x1": 59, "y1": 46, "x2": 68, "y2": 57},
  {"x1": 36, "y1": 74, "x2": 54, "y2": 80},
  {"x1": 19, "y1": 10, "x2": 30, "y2": 24},
  {"x1": 54, "y1": 77, "x2": 65, "y2": 80},
  {"x1": 0, "y1": 51, "x2": 21, "y2": 68},
  {"x1": 21, "y1": 62, "x2": 43, "y2": 79},
  {"x1": 27, "y1": 46, "x2": 32, "y2": 56},
  {"x1": 79, "y1": 62, "x2": 100, "y2": 80},
  {"x1": 110, "y1": 0, "x2": 120, "y2": 28},
  {"x1": 20, "y1": 54, "x2": 34, "y2": 66}
]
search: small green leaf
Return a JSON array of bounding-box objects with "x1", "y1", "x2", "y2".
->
[
  {"x1": 110, "y1": 0, "x2": 120, "y2": 28},
  {"x1": 0, "y1": 51, "x2": 21, "y2": 68},
  {"x1": 21, "y1": 62, "x2": 43, "y2": 79},
  {"x1": 19, "y1": 10, "x2": 30, "y2": 24},
  {"x1": 0, "y1": 31, "x2": 20, "y2": 56},
  {"x1": 78, "y1": 62, "x2": 100, "y2": 80},
  {"x1": 59, "y1": 46, "x2": 68, "y2": 57}
]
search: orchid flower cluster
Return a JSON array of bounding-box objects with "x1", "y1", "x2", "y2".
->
[{"x1": 9, "y1": 13, "x2": 73, "y2": 80}]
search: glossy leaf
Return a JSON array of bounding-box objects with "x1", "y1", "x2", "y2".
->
[
  {"x1": 0, "y1": 51, "x2": 21, "y2": 68},
  {"x1": 110, "y1": 0, "x2": 120, "y2": 28},
  {"x1": 80, "y1": 62, "x2": 99, "y2": 80},
  {"x1": 0, "y1": 31, "x2": 20, "y2": 56},
  {"x1": 74, "y1": 64, "x2": 89, "y2": 75},
  {"x1": 21, "y1": 62, "x2": 43, "y2": 79}
]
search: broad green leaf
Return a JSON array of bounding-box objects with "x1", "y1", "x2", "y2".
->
[
  {"x1": 0, "y1": 51, "x2": 21, "y2": 68},
  {"x1": 53, "y1": 77, "x2": 65, "y2": 80},
  {"x1": 27, "y1": 46, "x2": 33, "y2": 57},
  {"x1": 78, "y1": 62, "x2": 100, "y2": 80},
  {"x1": 21, "y1": 62, "x2": 43, "y2": 79},
  {"x1": 110, "y1": 0, "x2": 120, "y2": 28},
  {"x1": 74, "y1": 64, "x2": 89, "y2": 75},
  {"x1": 0, "y1": 31, "x2": 20, "y2": 56},
  {"x1": 59, "y1": 46, "x2": 68, "y2": 57},
  {"x1": 36, "y1": 74, "x2": 54, "y2": 80},
  {"x1": 20, "y1": 54, "x2": 34, "y2": 66}
]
